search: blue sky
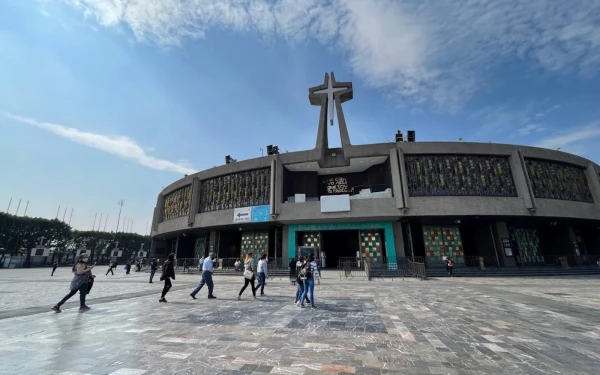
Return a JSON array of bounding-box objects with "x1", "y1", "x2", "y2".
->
[{"x1": 1, "y1": 0, "x2": 599, "y2": 233}]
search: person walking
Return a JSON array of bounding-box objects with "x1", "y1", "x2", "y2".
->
[
  {"x1": 446, "y1": 257, "x2": 454, "y2": 277},
  {"x1": 105, "y1": 261, "x2": 114, "y2": 276},
  {"x1": 237, "y1": 253, "x2": 257, "y2": 300},
  {"x1": 295, "y1": 257, "x2": 305, "y2": 305},
  {"x1": 149, "y1": 258, "x2": 158, "y2": 283},
  {"x1": 51, "y1": 262, "x2": 59, "y2": 276},
  {"x1": 256, "y1": 253, "x2": 268, "y2": 297},
  {"x1": 125, "y1": 262, "x2": 131, "y2": 275},
  {"x1": 298, "y1": 254, "x2": 318, "y2": 308},
  {"x1": 190, "y1": 252, "x2": 217, "y2": 299},
  {"x1": 52, "y1": 255, "x2": 95, "y2": 313},
  {"x1": 159, "y1": 253, "x2": 175, "y2": 303},
  {"x1": 183, "y1": 260, "x2": 189, "y2": 273}
]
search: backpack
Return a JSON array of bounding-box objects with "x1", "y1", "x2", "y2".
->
[{"x1": 300, "y1": 262, "x2": 313, "y2": 280}]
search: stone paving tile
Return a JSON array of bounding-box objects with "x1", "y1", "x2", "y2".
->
[{"x1": 0, "y1": 270, "x2": 599, "y2": 374}]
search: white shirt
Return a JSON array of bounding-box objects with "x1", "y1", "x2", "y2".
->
[
  {"x1": 257, "y1": 259, "x2": 268, "y2": 274},
  {"x1": 203, "y1": 257, "x2": 214, "y2": 272}
]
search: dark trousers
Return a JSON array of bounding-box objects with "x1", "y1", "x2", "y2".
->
[
  {"x1": 57, "y1": 282, "x2": 87, "y2": 307},
  {"x1": 51, "y1": 266, "x2": 58, "y2": 276},
  {"x1": 106, "y1": 267, "x2": 114, "y2": 276},
  {"x1": 191, "y1": 271, "x2": 214, "y2": 297},
  {"x1": 239, "y1": 276, "x2": 256, "y2": 297},
  {"x1": 161, "y1": 278, "x2": 172, "y2": 298},
  {"x1": 149, "y1": 270, "x2": 156, "y2": 282},
  {"x1": 126, "y1": 267, "x2": 130, "y2": 274},
  {"x1": 447, "y1": 266, "x2": 453, "y2": 276},
  {"x1": 257, "y1": 272, "x2": 266, "y2": 295}
]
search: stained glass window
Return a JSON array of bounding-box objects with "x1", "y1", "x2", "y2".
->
[
  {"x1": 525, "y1": 159, "x2": 593, "y2": 203},
  {"x1": 405, "y1": 155, "x2": 517, "y2": 197},
  {"x1": 162, "y1": 185, "x2": 192, "y2": 221},
  {"x1": 199, "y1": 168, "x2": 271, "y2": 213},
  {"x1": 423, "y1": 226, "x2": 464, "y2": 264}
]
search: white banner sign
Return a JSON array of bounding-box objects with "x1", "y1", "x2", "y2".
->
[
  {"x1": 320, "y1": 194, "x2": 351, "y2": 213},
  {"x1": 233, "y1": 207, "x2": 252, "y2": 223}
]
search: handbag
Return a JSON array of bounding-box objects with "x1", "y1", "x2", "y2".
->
[{"x1": 243, "y1": 260, "x2": 254, "y2": 279}]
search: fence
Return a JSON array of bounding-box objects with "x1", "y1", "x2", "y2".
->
[{"x1": 338, "y1": 257, "x2": 427, "y2": 281}]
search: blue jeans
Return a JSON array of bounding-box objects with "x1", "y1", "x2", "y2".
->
[
  {"x1": 192, "y1": 271, "x2": 214, "y2": 297},
  {"x1": 57, "y1": 282, "x2": 87, "y2": 307},
  {"x1": 257, "y1": 272, "x2": 266, "y2": 295},
  {"x1": 295, "y1": 281, "x2": 304, "y2": 303},
  {"x1": 300, "y1": 278, "x2": 315, "y2": 307},
  {"x1": 149, "y1": 270, "x2": 156, "y2": 282}
]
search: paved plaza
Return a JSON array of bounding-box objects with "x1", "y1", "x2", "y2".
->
[{"x1": 0, "y1": 268, "x2": 599, "y2": 375}]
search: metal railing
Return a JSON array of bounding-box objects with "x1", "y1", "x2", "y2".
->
[
  {"x1": 338, "y1": 257, "x2": 427, "y2": 281},
  {"x1": 406, "y1": 258, "x2": 427, "y2": 280},
  {"x1": 464, "y1": 256, "x2": 499, "y2": 268}
]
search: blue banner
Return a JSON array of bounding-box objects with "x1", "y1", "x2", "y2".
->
[{"x1": 251, "y1": 205, "x2": 270, "y2": 222}]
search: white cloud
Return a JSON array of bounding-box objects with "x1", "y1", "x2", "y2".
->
[
  {"x1": 536, "y1": 122, "x2": 600, "y2": 150},
  {"x1": 57, "y1": 0, "x2": 600, "y2": 109},
  {"x1": 518, "y1": 124, "x2": 545, "y2": 135},
  {"x1": 3, "y1": 112, "x2": 196, "y2": 175}
]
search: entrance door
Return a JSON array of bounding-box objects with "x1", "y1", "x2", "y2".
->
[{"x1": 321, "y1": 230, "x2": 359, "y2": 267}]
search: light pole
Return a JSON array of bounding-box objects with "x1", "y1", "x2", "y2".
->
[{"x1": 116, "y1": 200, "x2": 124, "y2": 232}]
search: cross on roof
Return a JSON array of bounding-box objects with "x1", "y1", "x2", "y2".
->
[
  {"x1": 114, "y1": 241, "x2": 119, "y2": 249},
  {"x1": 38, "y1": 236, "x2": 46, "y2": 246},
  {"x1": 140, "y1": 243, "x2": 145, "y2": 251},
  {"x1": 313, "y1": 72, "x2": 351, "y2": 126}
]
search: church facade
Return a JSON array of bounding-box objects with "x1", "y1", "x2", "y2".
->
[{"x1": 149, "y1": 73, "x2": 600, "y2": 270}]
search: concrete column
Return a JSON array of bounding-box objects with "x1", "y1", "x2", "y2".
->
[
  {"x1": 150, "y1": 238, "x2": 166, "y2": 259},
  {"x1": 397, "y1": 147, "x2": 410, "y2": 209},
  {"x1": 188, "y1": 178, "x2": 200, "y2": 226},
  {"x1": 334, "y1": 91, "x2": 352, "y2": 148},
  {"x1": 287, "y1": 226, "x2": 297, "y2": 260},
  {"x1": 513, "y1": 150, "x2": 536, "y2": 209},
  {"x1": 152, "y1": 195, "x2": 165, "y2": 232},
  {"x1": 282, "y1": 225, "x2": 289, "y2": 264},
  {"x1": 383, "y1": 222, "x2": 396, "y2": 265},
  {"x1": 270, "y1": 159, "x2": 276, "y2": 215},
  {"x1": 208, "y1": 230, "x2": 218, "y2": 255},
  {"x1": 494, "y1": 222, "x2": 516, "y2": 267},
  {"x1": 585, "y1": 162, "x2": 600, "y2": 204},
  {"x1": 566, "y1": 225, "x2": 583, "y2": 266},
  {"x1": 389, "y1": 148, "x2": 405, "y2": 209},
  {"x1": 392, "y1": 221, "x2": 405, "y2": 258},
  {"x1": 274, "y1": 159, "x2": 284, "y2": 215}
]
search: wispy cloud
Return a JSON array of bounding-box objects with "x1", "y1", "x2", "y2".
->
[
  {"x1": 58, "y1": 0, "x2": 600, "y2": 109},
  {"x1": 536, "y1": 122, "x2": 600, "y2": 150},
  {"x1": 3, "y1": 112, "x2": 196, "y2": 175},
  {"x1": 518, "y1": 124, "x2": 545, "y2": 136}
]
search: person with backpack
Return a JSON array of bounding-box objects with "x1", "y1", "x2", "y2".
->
[
  {"x1": 297, "y1": 254, "x2": 318, "y2": 308},
  {"x1": 289, "y1": 258, "x2": 296, "y2": 286},
  {"x1": 51, "y1": 254, "x2": 95, "y2": 313},
  {"x1": 237, "y1": 252, "x2": 257, "y2": 300},
  {"x1": 295, "y1": 257, "x2": 307, "y2": 305}
]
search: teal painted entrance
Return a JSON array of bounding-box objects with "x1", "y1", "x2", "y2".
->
[{"x1": 287, "y1": 221, "x2": 397, "y2": 266}]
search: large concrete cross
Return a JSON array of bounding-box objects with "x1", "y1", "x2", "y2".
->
[
  {"x1": 38, "y1": 236, "x2": 46, "y2": 246},
  {"x1": 114, "y1": 241, "x2": 119, "y2": 249},
  {"x1": 314, "y1": 72, "x2": 351, "y2": 126}
]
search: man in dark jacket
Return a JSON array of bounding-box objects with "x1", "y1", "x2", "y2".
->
[
  {"x1": 51, "y1": 262, "x2": 59, "y2": 276},
  {"x1": 149, "y1": 259, "x2": 158, "y2": 283}
]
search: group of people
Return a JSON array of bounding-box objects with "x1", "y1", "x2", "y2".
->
[{"x1": 51, "y1": 250, "x2": 321, "y2": 313}]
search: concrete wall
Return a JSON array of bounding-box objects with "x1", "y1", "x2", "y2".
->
[{"x1": 152, "y1": 141, "x2": 600, "y2": 238}]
